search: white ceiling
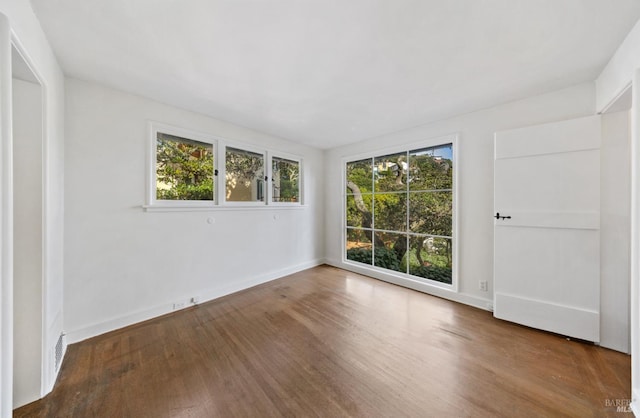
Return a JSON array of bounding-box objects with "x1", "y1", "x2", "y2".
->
[{"x1": 30, "y1": 0, "x2": 640, "y2": 149}]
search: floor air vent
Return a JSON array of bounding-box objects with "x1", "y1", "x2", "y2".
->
[{"x1": 55, "y1": 333, "x2": 65, "y2": 372}]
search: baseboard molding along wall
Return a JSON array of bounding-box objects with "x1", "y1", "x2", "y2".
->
[
  {"x1": 325, "y1": 258, "x2": 493, "y2": 313},
  {"x1": 65, "y1": 258, "x2": 325, "y2": 344}
]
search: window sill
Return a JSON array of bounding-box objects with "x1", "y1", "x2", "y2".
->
[{"x1": 142, "y1": 204, "x2": 307, "y2": 212}]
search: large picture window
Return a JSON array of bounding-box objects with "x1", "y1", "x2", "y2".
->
[{"x1": 345, "y1": 141, "x2": 455, "y2": 286}]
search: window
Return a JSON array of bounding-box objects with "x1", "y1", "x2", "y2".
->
[
  {"x1": 345, "y1": 140, "x2": 455, "y2": 287},
  {"x1": 150, "y1": 124, "x2": 216, "y2": 206},
  {"x1": 271, "y1": 156, "x2": 300, "y2": 203},
  {"x1": 225, "y1": 146, "x2": 265, "y2": 203},
  {"x1": 146, "y1": 122, "x2": 303, "y2": 209}
]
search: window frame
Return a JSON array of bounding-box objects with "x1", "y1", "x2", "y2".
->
[
  {"x1": 268, "y1": 151, "x2": 303, "y2": 206},
  {"x1": 342, "y1": 134, "x2": 459, "y2": 292},
  {"x1": 145, "y1": 122, "x2": 304, "y2": 211},
  {"x1": 147, "y1": 122, "x2": 219, "y2": 208},
  {"x1": 221, "y1": 142, "x2": 268, "y2": 207}
]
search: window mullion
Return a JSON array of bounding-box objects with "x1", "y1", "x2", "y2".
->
[
  {"x1": 405, "y1": 150, "x2": 410, "y2": 274},
  {"x1": 345, "y1": 141, "x2": 454, "y2": 286},
  {"x1": 266, "y1": 151, "x2": 271, "y2": 205},
  {"x1": 371, "y1": 157, "x2": 375, "y2": 266}
]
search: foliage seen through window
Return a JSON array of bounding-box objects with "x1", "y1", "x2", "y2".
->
[
  {"x1": 156, "y1": 133, "x2": 214, "y2": 201},
  {"x1": 345, "y1": 143, "x2": 454, "y2": 284}
]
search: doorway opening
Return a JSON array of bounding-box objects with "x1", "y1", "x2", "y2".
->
[{"x1": 11, "y1": 44, "x2": 44, "y2": 409}]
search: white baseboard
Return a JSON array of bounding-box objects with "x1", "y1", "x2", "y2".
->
[
  {"x1": 631, "y1": 389, "x2": 639, "y2": 417},
  {"x1": 325, "y1": 258, "x2": 493, "y2": 312},
  {"x1": 66, "y1": 258, "x2": 324, "y2": 344},
  {"x1": 197, "y1": 258, "x2": 325, "y2": 306}
]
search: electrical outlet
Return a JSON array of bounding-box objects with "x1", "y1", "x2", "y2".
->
[
  {"x1": 479, "y1": 281, "x2": 488, "y2": 292},
  {"x1": 172, "y1": 301, "x2": 186, "y2": 310}
]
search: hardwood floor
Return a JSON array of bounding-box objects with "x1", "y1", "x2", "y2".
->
[{"x1": 15, "y1": 265, "x2": 631, "y2": 417}]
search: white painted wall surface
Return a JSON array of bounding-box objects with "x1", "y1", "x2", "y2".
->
[
  {"x1": 597, "y1": 21, "x2": 640, "y2": 411},
  {"x1": 63, "y1": 79, "x2": 324, "y2": 343},
  {"x1": 12, "y1": 78, "x2": 42, "y2": 408},
  {"x1": 325, "y1": 83, "x2": 597, "y2": 309},
  {"x1": 0, "y1": 0, "x2": 65, "y2": 412},
  {"x1": 0, "y1": 14, "x2": 12, "y2": 418},
  {"x1": 630, "y1": 70, "x2": 640, "y2": 416},
  {"x1": 597, "y1": 19, "x2": 640, "y2": 112},
  {"x1": 327, "y1": 82, "x2": 631, "y2": 352},
  {"x1": 325, "y1": 83, "x2": 598, "y2": 310},
  {"x1": 600, "y1": 110, "x2": 631, "y2": 353}
]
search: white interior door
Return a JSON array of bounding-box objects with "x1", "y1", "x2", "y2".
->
[{"x1": 494, "y1": 115, "x2": 601, "y2": 342}]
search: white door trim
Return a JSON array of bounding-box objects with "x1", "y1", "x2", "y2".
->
[
  {"x1": 0, "y1": 12, "x2": 13, "y2": 418},
  {"x1": 629, "y1": 69, "x2": 640, "y2": 413}
]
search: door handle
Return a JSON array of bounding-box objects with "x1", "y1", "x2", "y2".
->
[{"x1": 495, "y1": 212, "x2": 511, "y2": 220}]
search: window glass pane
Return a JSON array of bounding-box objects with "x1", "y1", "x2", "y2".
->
[
  {"x1": 373, "y1": 193, "x2": 407, "y2": 232},
  {"x1": 374, "y1": 232, "x2": 407, "y2": 273},
  {"x1": 272, "y1": 157, "x2": 299, "y2": 202},
  {"x1": 156, "y1": 133, "x2": 214, "y2": 201},
  {"x1": 347, "y1": 194, "x2": 372, "y2": 228},
  {"x1": 346, "y1": 159, "x2": 372, "y2": 194},
  {"x1": 345, "y1": 141, "x2": 454, "y2": 287},
  {"x1": 374, "y1": 152, "x2": 407, "y2": 193},
  {"x1": 346, "y1": 228, "x2": 372, "y2": 265},
  {"x1": 226, "y1": 147, "x2": 265, "y2": 202},
  {"x1": 408, "y1": 236, "x2": 452, "y2": 284},
  {"x1": 409, "y1": 144, "x2": 453, "y2": 191},
  {"x1": 409, "y1": 191, "x2": 452, "y2": 236}
]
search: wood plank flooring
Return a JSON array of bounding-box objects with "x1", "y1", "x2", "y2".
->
[{"x1": 15, "y1": 265, "x2": 631, "y2": 417}]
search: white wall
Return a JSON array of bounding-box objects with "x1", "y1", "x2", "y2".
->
[
  {"x1": 597, "y1": 18, "x2": 640, "y2": 412},
  {"x1": 633, "y1": 69, "x2": 640, "y2": 416},
  {"x1": 597, "y1": 19, "x2": 640, "y2": 112},
  {"x1": 600, "y1": 110, "x2": 631, "y2": 353},
  {"x1": 325, "y1": 82, "x2": 596, "y2": 310},
  {"x1": 0, "y1": 15, "x2": 12, "y2": 416},
  {"x1": 326, "y1": 82, "x2": 632, "y2": 352},
  {"x1": 64, "y1": 78, "x2": 324, "y2": 343},
  {"x1": 12, "y1": 77, "x2": 42, "y2": 408},
  {"x1": 0, "y1": 1, "x2": 65, "y2": 414}
]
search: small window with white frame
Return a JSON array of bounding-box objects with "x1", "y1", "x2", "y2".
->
[
  {"x1": 146, "y1": 122, "x2": 304, "y2": 210},
  {"x1": 148, "y1": 123, "x2": 217, "y2": 207},
  {"x1": 225, "y1": 146, "x2": 266, "y2": 203},
  {"x1": 271, "y1": 156, "x2": 300, "y2": 203}
]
